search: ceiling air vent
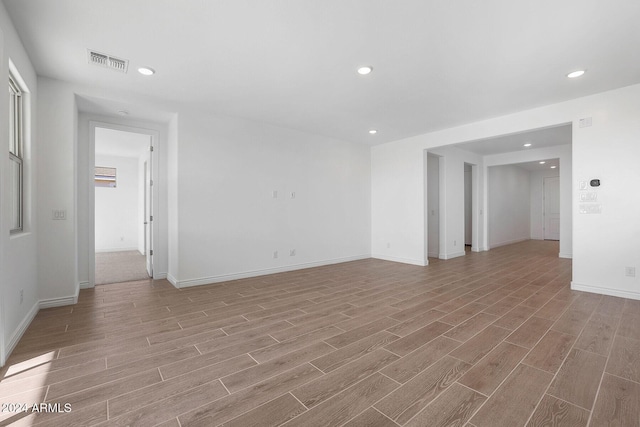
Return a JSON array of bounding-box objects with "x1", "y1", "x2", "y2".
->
[{"x1": 87, "y1": 50, "x2": 129, "y2": 73}]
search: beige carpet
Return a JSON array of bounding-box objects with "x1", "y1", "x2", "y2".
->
[{"x1": 95, "y1": 250, "x2": 150, "y2": 285}]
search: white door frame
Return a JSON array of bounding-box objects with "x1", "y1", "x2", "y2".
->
[
  {"x1": 144, "y1": 157, "x2": 153, "y2": 277},
  {"x1": 88, "y1": 121, "x2": 159, "y2": 287}
]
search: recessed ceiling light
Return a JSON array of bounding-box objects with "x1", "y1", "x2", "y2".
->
[
  {"x1": 117, "y1": 110, "x2": 129, "y2": 116},
  {"x1": 138, "y1": 66, "x2": 155, "y2": 76},
  {"x1": 523, "y1": 143, "x2": 532, "y2": 147},
  {"x1": 369, "y1": 129, "x2": 377, "y2": 135},
  {"x1": 550, "y1": 166, "x2": 557, "y2": 169},
  {"x1": 567, "y1": 70, "x2": 585, "y2": 78},
  {"x1": 357, "y1": 66, "x2": 373, "y2": 75},
  {"x1": 539, "y1": 161, "x2": 546, "y2": 164}
]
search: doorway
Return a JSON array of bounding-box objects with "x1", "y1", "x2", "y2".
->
[
  {"x1": 543, "y1": 176, "x2": 560, "y2": 240},
  {"x1": 91, "y1": 124, "x2": 155, "y2": 285}
]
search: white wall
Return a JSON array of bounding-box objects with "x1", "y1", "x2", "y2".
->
[
  {"x1": 37, "y1": 80, "x2": 173, "y2": 296},
  {"x1": 372, "y1": 84, "x2": 640, "y2": 300},
  {"x1": 571, "y1": 88, "x2": 640, "y2": 299},
  {"x1": 35, "y1": 76, "x2": 371, "y2": 300},
  {"x1": 426, "y1": 154, "x2": 439, "y2": 258},
  {"x1": 426, "y1": 145, "x2": 483, "y2": 260},
  {"x1": 530, "y1": 168, "x2": 560, "y2": 240},
  {"x1": 464, "y1": 164, "x2": 472, "y2": 245},
  {"x1": 174, "y1": 109, "x2": 371, "y2": 287},
  {"x1": 94, "y1": 154, "x2": 140, "y2": 252},
  {"x1": 487, "y1": 165, "x2": 530, "y2": 247},
  {"x1": 137, "y1": 153, "x2": 148, "y2": 254},
  {"x1": 372, "y1": 142, "x2": 425, "y2": 265},
  {"x1": 0, "y1": 3, "x2": 39, "y2": 366},
  {"x1": 167, "y1": 115, "x2": 179, "y2": 284},
  {"x1": 36, "y1": 79, "x2": 79, "y2": 306}
]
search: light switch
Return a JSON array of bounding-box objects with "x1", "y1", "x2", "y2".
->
[{"x1": 579, "y1": 117, "x2": 593, "y2": 128}]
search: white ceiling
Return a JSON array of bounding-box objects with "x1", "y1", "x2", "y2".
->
[
  {"x1": 5, "y1": 0, "x2": 640, "y2": 145},
  {"x1": 511, "y1": 159, "x2": 560, "y2": 172},
  {"x1": 95, "y1": 127, "x2": 150, "y2": 159},
  {"x1": 455, "y1": 124, "x2": 571, "y2": 156}
]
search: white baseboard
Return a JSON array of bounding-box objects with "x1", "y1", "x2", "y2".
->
[
  {"x1": 79, "y1": 281, "x2": 92, "y2": 289},
  {"x1": 3, "y1": 291, "x2": 80, "y2": 366},
  {"x1": 372, "y1": 254, "x2": 427, "y2": 266},
  {"x1": 427, "y1": 251, "x2": 439, "y2": 258},
  {"x1": 5, "y1": 301, "x2": 39, "y2": 363},
  {"x1": 167, "y1": 273, "x2": 178, "y2": 287},
  {"x1": 95, "y1": 247, "x2": 140, "y2": 253},
  {"x1": 153, "y1": 272, "x2": 168, "y2": 280},
  {"x1": 439, "y1": 251, "x2": 466, "y2": 260},
  {"x1": 571, "y1": 282, "x2": 640, "y2": 301},
  {"x1": 39, "y1": 295, "x2": 78, "y2": 309},
  {"x1": 559, "y1": 252, "x2": 573, "y2": 259},
  {"x1": 174, "y1": 255, "x2": 371, "y2": 288}
]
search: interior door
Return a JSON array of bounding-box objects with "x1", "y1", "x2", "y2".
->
[
  {"x1": 543, "y1": 176, "x2": 560, "y2": 240},
  {"x1": 145, "y1": 143, "x2": 153, "y2": 277}
]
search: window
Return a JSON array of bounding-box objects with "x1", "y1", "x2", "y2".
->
[
  {"x1": 95, "y1": 166, "x2": 117, "y2": 188},
  {"x1": 9, "y1": 73, "x2": 23, "y2": 233}
]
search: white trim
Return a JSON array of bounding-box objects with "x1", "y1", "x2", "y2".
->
[
  {"x1": 571, "y1": 282, "x2": 640, "y2": 301},
  {"x1": 559, "y1": 252, "x2": 573, "y2": 259},
  {"x1": 167, "y1": 273, "x2": 178, "y2": 287},
  {"x1": 88, "y1": 121, "x2": 160, "y2": 288},
  {"x1": 3, "y1": 294, "x2": 80, "y2": 364},
  {"x1": 174, "y1": 255, "x2": 371, "y2": 288},
  {"x1": 4, "y1": 301, "x2": 39, "y2": 363},
  {"x1": 79, "y1": 281, "x2": 92, "y2": 289},
  {"x1": 153, "y1": 272, "x2": 167, "y2": 280},
  {"x1": 373, "y1": 254, "x2": 428, "y2": 267},
  {"x1": 39, "y1": 295, "x2": 78, "y2": 309},
  {"x1": 439, "y1": 251, "x2": 466, "y2": 260},
  {"x1": 427, "y1": 251, "x2": 439, "y2": 258},
  {"x1": 95, "y1": 247, "x2": 140, "y2": 253}
]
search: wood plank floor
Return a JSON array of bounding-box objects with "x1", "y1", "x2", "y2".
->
[{"x1": 1, "y1": 240, "x2": 639, "y2": 426}]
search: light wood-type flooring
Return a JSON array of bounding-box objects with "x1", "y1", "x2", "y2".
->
[{"x1": 1, "y1": 240, "x2": 639, "y2": 426}]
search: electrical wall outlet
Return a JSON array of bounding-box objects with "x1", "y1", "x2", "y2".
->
[
  {"x1": 20, "y1": 289, "x2": 24, "y2": 304},
  {"x1": 52, "y1": 209, "x2": 67, "y2": 220},
  {"x1": 273, "y1": 251, "x2": 278, "y2": 259},
  {"x1": 290, "y1": 249, "x2": 296, "y2": 256},
  {"x1": 625, "y1": 267, "x2": 636, "y2": 277}
]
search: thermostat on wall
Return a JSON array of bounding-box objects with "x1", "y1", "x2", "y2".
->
[{"x1": 590, "y1": 179, "x2": 601, "y2": 187}]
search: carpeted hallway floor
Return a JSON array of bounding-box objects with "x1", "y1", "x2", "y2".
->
[{"x1": 95, "y1": 250, "x2": 150, "y2": 285}]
